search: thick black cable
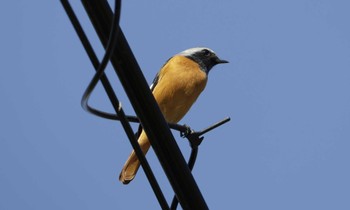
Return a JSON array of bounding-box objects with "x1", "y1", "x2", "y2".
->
[{"x1": 60, "y1": 1, "x2": 170, "y2": 209}]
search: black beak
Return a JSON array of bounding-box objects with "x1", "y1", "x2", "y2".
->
[
  {"x1": 215, "y1": 58, "x2": 229, "y2": 64},
  {"x1": 217, "y1": 59, "x2": 229, "y2": 64}
]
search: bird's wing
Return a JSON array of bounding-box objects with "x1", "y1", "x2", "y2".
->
[
  {"x1": 150, "y1": 72, "x2": 160, "y2": 92},
  {"x1": 150, "y1": 57, "x2": 172, "y2": 92},
  {"x1": 134, "y1": 57, "x2": 171, "y2": 137}
]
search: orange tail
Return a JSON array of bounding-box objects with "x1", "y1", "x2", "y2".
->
[{"x1": 119, "y1": 131, "x2": 150, "y2": 184}]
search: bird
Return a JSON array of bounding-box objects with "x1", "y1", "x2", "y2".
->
[{"x1": 119, "y1": 47, "x2": 228, "y2": 184}]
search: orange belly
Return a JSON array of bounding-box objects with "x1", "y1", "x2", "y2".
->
[{"x1": 152, "y1": 55, "x2": 208, "y2": 123}]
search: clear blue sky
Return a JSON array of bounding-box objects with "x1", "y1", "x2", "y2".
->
[{"x1": 1, "y1": 1, "x2": 350, "y2": 209}]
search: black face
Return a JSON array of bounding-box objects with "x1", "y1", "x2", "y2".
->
[{"x1": 188, "y1": 49, "x2": 228, "y2": 73}]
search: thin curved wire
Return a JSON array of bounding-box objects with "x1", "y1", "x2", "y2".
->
[
  {"x1": 170, "y1": 146, "x2": 199, "y2": 210},
  {"x1": 80, "y1": 0, "x2": 121, "y2": 115}
]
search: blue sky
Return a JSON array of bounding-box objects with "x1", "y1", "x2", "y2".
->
[{"x1": 1, "y1": 0, "x2": 350, "y2": 209}]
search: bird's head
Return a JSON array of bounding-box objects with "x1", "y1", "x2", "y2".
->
[{"x1": 178, "y1": 47, "x2": 228, "y2": 73}]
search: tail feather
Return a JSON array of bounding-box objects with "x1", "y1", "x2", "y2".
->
[
  {"x1": 119, "y1": 150, "x2": 141, "y2": 184},
  {"x1": 119, "y1": 131, "x2": 150, "y2": 184}
]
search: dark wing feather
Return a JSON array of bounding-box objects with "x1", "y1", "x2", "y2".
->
[
  {"x1": 150, "y1": 72, "x2": 160, "y2": 92},
  {"x1": 150, "y1": 57, "x2": 172, "y2": 92},
  {"x1": 134, "y1": 57, "x2": 170, "y2": 137}
]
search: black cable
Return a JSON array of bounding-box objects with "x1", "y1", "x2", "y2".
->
[{"x1": 61, "y1": 1, "x2": 170, "y2": 209}]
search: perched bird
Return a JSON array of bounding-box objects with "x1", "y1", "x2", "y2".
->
[{"x1": 119, "y1": 47, "x2": 228, "y2": 184}]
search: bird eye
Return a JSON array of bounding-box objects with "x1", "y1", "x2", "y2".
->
[{"x1": 202, "y1": 49, "x2": 211, "y2": 57}]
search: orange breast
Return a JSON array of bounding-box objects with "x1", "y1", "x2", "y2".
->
[{"x1": 152, "y1": 55, "x2": 208, "y2": 123}]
